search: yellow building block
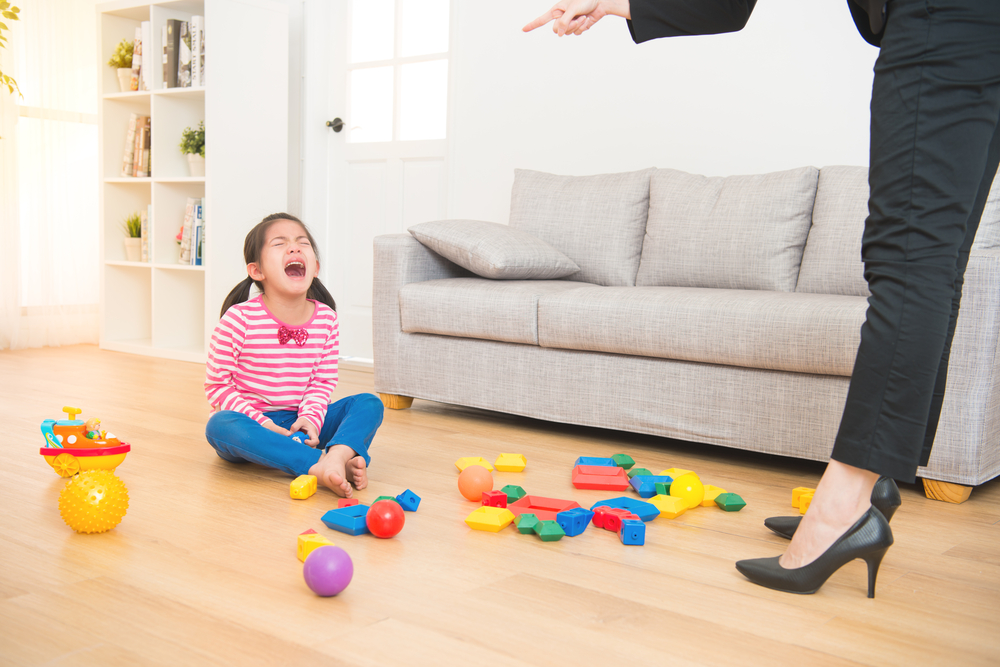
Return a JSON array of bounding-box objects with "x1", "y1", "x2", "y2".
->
[
  {"x1": 649, "y1": 494, "x2": 688, "y2": 519},
  {"x1": 494, "y1": 453, "x2": 527, "y2": 472},
  {"x1": 799, "y1": 492, "x2": 815, "y2": 514},
  {"x1": 290, "y1": 474, "x2": 317, "y2": 499},
  {"x1": 701, "y1": 485, "x2": 727, "y2": 507},
  {"x1": 297, "y1": 531, "x2": 335, "y2": 562},
  {"x1": 792, "y1": 487, "x2": 816, "y2": 508},
  {"x1": 659, "y1": 468, "x2": 694, "y2": 478},
  {"x1": 464, "y1": 506, "x2": 515, "y2": 532},
  {"x1": 455, "y1": 456, "x2": 494, "y2": 472}
]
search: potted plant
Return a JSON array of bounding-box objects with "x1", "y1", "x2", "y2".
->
[
  {"x1": 179, "y1": 121, "x2": 205, "y2": 177},
  {"x1": 121, "y1": 211, "x2": 142, "y2": 262},
  {"x1": 108, "y1": 39, "x2": 134, "y2": 93}
]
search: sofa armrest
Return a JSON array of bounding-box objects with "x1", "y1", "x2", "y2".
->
[{"x1": 373, "y1": 233, "x2": 471, "y2": 393}]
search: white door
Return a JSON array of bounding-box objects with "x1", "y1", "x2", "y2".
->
[{"x1": 314, "y1": 0, "x2": 451, "y2": 364}]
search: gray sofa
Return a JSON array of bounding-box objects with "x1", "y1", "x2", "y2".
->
[{"x1": 373, "y1": 166, "x2": 1000, "y2": 498}]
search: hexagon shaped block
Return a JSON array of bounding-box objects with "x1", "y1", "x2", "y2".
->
[
  {"x1": 455, "y1": 456, "x2": 494, "y2": 472},
  {"x1": 612, "y1": 453, "x2": 636, "y2": 469},
  {"x1": 701, "y1": 485, "x2": 727, "y2": 507},
  {"x1": 715, "y1": 493, "x2": 746, "y2": 512},
  {"x1": 534, "y1": 520, "x2": 566, "y2": 542},
  {"x1": 649, "y1": 494, "x2": 688, "y2": 519},
  {"x1": 514, "y1": 512, "x2": 541, "y2": 534},
  {"x1": 574, "y1": 456, "x2": 616, "y2": 467},
  {"x1": 627, "y1": 467, "x2": 653, "y2": 479},
  {"x1": 465, "y1": 506, "x2": 515, "y2": 532},
  {"x1": 494, "y1": 453, "x2": 527, "y2": 472},
  {"x1": 502, "y1": 484, "x2": 526, "y2": 504}
]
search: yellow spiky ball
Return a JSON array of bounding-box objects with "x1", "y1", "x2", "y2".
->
[{"x1": 58, "y1": 470, "x2": 129, "y2": 534}]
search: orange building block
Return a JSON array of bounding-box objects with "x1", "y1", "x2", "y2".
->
[
  {"x1": 792, "y1": 487, "x2": 816, "y2": 508},
  {"x1": 799, "y1": 492, "x2": 815, "y2": 514}
]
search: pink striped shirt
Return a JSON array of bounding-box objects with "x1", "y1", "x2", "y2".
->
[{"x1": 205, "y1": 296, "x2": 339, "y2": 431}]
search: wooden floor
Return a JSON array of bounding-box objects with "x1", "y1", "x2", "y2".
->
[{"x1": 2, "y1": 346, "x2": 999, "y2": 666}]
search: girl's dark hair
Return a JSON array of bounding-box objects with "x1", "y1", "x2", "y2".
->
[{"x1": 220, "y1": 212, "x2": 336, "y2": 318}]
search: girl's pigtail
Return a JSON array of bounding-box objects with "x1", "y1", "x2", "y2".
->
[
  {"x1": 220, "y1": 276, "x2": 255, "y2": 318},
  {"x1": 308, "y1": 278, "x2": 337, "y2": 312}
]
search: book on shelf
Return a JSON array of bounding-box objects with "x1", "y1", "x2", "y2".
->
[
  {"x1": 191, "y1": 15, "x2": 204, "y2": 87},
  {"x1": 179, "y1": 22, "x2": 192, "y2": 88},
  {"x1": 121, "y1": 115, "x2": 150, "y2": 178},
  {"x1": 178, "y1": 197, "x2": 195, "y2": 264},
  {"x1": 193, "y1": 199, "x2": 204, "y2": 265},
  {"x1": 164, "y1": 19, "x2": 181, "y2": 88},
  {"x1": 130, "y1": 27, "x2": 141, "y2": 91},
  {"x1": 140, "y1": 21, "x2": 151, "y2": 91},
  {"x1": 121, "y1": 112, "x2": 138, "y2": 177},
  {"x1": 140, "y1": 206, "x2": 150, "y2": 262}
]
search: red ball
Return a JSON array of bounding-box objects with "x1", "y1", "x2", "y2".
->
[
  {"x1": 458, "y1": 465, "x2": 493, "y2": 501},
  {"x1": 366, "y1": 499, "x2": 405, "y2": 538}
]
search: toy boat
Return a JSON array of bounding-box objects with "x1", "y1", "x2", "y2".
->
[{"x1": 39, "y1": 406, "x2": 130, "y2": 477}]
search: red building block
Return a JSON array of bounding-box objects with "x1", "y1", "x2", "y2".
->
[
  {"x1": 482, "y1": 490, "x2": 508, "y2": 508},
  {"x1": 509, "y1": 495, "x2": 582, "y2": 522},
  {"x1": 338, "y1": 498, "x2": 360, "y2": 508},
  {"x1": 571, "y1": 465, "x2": 631, "y2": 491}
]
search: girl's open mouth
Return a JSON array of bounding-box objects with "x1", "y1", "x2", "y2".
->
[{"x1": 285, "y1": 261, "x2": 306, "y2": 278}]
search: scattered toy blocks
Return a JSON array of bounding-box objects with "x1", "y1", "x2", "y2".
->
[
  {"x1": 495, "y1": 453, "x2": 527, "y2": 472},
  {"x1": 572, "y1": 465, "x2": 631, "y2": 491},
  {"x1": 501, "y1": 484, "x2": 526, "y2": 504},
  {"x1": 482, "y1": 490, "x2": 508, "y2": 508},
  {"x1": 619, "y1": 519, "x2": 646, "y2": 545},
  {"x1": 654, "y1": 481, "x2": 672, "y2": 495},
  {"x1": 534, "y1": 520, "x2": 566, "y2": 542},
  {"x1": 649, "y1": 494, "x2": 688, "y2": 519},
  {"x1": 630, "y1": 475, "x2": 674, "y2": 498},
  {"x1": 509, "y1": 495, "x2": 582, "y2": 522},
  {"x1": 792, "y1": 487, "x2": 815, "y2": 508},
  {"x1": 589, "y1": 497, "x2": 659, "y2": 522},
  {"x1": 455, "y1": 456, "x2": 494, "y2": 472},
  {"x1": 338, "y1": 498, "x2": 360, "y2": 508},
  {"x1": 660, "y1": 468, "x2": 694, "y2": 478},
  {"x1": 612, "y1": 453, "x2": 636, "y2": 469},
  {"x1": 715, "y1": 493, "x2": 746, "y2": 512},
  {"x1": 514, "y1": 513, "x2": 541, "y2": 534},
  {"x1": 395, "y1": 489, "x2": 421, "y2": 511},
  {"x1": 297, "y1": 529, "x2": 335, "y2": 561},
  {"x1": 290, "y1": 474, "x2": 318, "y2": 499},
  {"x1": 374, "y1": 495, "x2": 399, "y2": 504},
  {"x1": 322, "y1": 504, "x2": 370, "y2": 536},
  {"x1": 799, "y1": 492, "x2": 814, "y2": 514},
  {"x1": 465, "y1": 506, "x2": 515, "y2": 532},
  {"x1": 574, "y1": 456, "x2": 616, "y2": 467},
  {"x1": 701, "y1": 485, "x2": 727, "y2": 507},
  {"x1": 627, "y1": 467, "x2": 653, "y2": 479},
  {"x1": 555, "y1": 507, "x2": 594, "y2": 537},
  {"x1": 592, "y1": 506, "x2": 640, "y2": 532}
]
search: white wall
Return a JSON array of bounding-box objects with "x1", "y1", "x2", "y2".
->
[{"x1": 448, "y1": 1, "x2": 879, "y2": 224}]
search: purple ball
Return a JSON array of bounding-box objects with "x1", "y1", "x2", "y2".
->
[{"x1": 303, "y1": 545, "x2": 353, "y2": 597}]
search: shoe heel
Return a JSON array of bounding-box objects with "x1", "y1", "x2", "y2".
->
[
  {"x1": 864, "y1": 547, "x2": 889, "y2": 599},
  {"x1": 880, "y1": 504, "x2": 898, "y2": 523}
]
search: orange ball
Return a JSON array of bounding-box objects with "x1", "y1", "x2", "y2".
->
[{"x1": 458, "y1": 465, "x2": 493, "y2": 501}]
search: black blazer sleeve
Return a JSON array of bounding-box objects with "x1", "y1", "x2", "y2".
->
[{"x1": 626, "y1": 0, "x2": 758, "y2": 43}]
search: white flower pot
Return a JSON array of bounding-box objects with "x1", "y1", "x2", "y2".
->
[
  {"x1": 124, "y1": 237, "x2": 141, "y2": 262},
  {"x1": 186, "y1": 153, "x2": 205, "y2": 177},
  {"x1": 117, "y1": 68, "x2": 133, "y2": 93}
]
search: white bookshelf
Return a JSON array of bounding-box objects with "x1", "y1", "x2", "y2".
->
[{"x1": 97, "y1": 0, "x2": 289, "y2": 363}]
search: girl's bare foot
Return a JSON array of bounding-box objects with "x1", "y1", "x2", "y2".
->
[
  {"x1": 347, "y1": 456, "x2": 368, "y2": 490},
  {"x1": 308, "y1": 445, "x2": 355, "y2": 498}
]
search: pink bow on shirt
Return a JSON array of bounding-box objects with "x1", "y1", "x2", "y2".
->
[{"x1": 277, "y1": 326, "x2": 309, "y2": 346}]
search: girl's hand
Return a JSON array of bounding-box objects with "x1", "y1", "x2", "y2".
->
[
  {"x1": 262, "y1": 419, "x2": 292, "y2": 437},
  {"x1": 290, "y1": 417, "x2": 320, "y2": 446}
]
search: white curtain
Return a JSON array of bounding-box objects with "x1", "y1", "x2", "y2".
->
[{"x1": 0, "y1": 0, "x2": 101, "y2": 350}]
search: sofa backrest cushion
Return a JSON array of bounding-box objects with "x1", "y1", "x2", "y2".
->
[
  {"x1": 635, "y1": 166, "x2": 819, "y2": 292},
  {"x1": 508, "y1": 168, "x2": 654, "y2": 286},
  {"x1": 796, "y1": 166, "x2": 871, "y2": 297}
]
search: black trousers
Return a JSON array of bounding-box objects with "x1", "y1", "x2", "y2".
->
[{"x1": 831, "y1": 0, "x2": 1000, "y2": 482}]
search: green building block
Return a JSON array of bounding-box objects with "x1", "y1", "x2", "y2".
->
[
  {"x1": 533, "y1": 520, "x2": 566, "y2": 542},
  {"x1": 612, "y1": 453, "x2": 636, "y2": 469},
  {"x1": 514, "y1": 512, "x2": 540, "y2": 534},
  {"x1": 502, "y1": 484, "x2": 526, "y2": 503},
  {"x1": 373, "y1": 495, "x2": 399, "y2": 504},
  {"x1": 655, "y1": 481, "x2": 672, "y2": 495},
  {"x1": 715, "y1": 493, "x2": 746, "y2": 512},
  {"x1": 627, "y1": 467, "x2": 653, "y2": 479}
]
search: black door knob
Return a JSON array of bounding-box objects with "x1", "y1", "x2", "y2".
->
[{"x1": 326, "y1": 118, "x2": 344, "y2": 132}]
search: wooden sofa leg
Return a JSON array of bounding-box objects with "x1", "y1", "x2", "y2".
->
[
  {"x1": 379, "y1": 393, "x2": 413, "y2": 410},
  {"x1": 922, "y1": 479, "x2": 973, "y2": 504}
]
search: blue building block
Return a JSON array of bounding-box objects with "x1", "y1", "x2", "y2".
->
[
  {"x1": 290, "y1": 433, "x2": 305, "y2": 444},
  {"x1": 574, "y1": 456, "x2": 617, "y2": 467},
  {"x1": 321, "y1": 504, "x2": 370, "y2": 535},
  {"x1": 555, "y1": 507, "x2": 595, "y2": 537},
  {"x1": 395, "y1": 489, "x2": 421, "y2": 511},
  {"x1": 619, "y1": 518, "x2": 646, "y2": 545},
  {"x1": 629, "y1": 475, "x2": 674, "y2": 498},
  {"x1": 589, "y1": 496, "x2": 659, "y2": 522}
]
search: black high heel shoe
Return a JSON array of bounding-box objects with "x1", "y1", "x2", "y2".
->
[
  {"x1": 764, "y1": 476, "x2": 900, "y2": 540},
  {"x1": 736, "y1": 506, "x2": 893, "y2": 598}
]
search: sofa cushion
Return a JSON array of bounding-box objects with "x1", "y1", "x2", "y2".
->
[
  {"x1": 508, "y1": 168, "x2": 654, "y2": 287},
  {"x1": 635, "y1": 166, "x2": 819, "y2": 292},
  {"x1": 537, "y1": 285, "x2": 868, "y2": 376},
  {"x1": 408, "y1": 220, "x2": 580, "y2": 280},
  {"x1": 796, "y1": 166, "x2": 871, "y2": 297},
  {"x1": 399, "y1": 278, "x2": 591, "y2": 346}
]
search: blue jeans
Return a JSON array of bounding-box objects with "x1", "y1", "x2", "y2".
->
[{"x1": 205, "y1": 393, "x2": 383, "y2": 477}]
